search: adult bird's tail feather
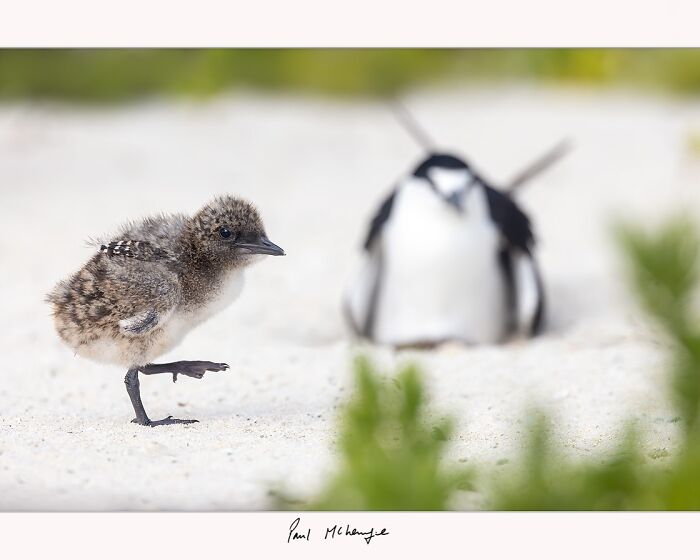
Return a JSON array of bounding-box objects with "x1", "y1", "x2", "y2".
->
[
  {"x1": 505, "y1": 139, "x2": 572, "y2": 193},
  {"x1": 390, "y1": 101, "x2": 436, "y2": 152}
]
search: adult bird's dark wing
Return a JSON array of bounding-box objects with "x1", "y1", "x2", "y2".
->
[
  {"x1": 483, "y1": 183, "x2": 545, "y2": 336},
  {"x1": 363, "y1": 189, "x2": 397, "y2": 251},
  {"x1": 483, "y1": 185, "x2": 535, "y2": 254}
]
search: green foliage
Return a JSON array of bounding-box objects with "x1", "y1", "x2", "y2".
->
[
  {"x1": 492, "y1": 219, "x2": 700, "y2": 510},
  {"x1": 619, "y1": 219, "x2": 700, "y2": 433},
  {"x1": 308, "y1": 357, "x2": 471, "y2": 510},
  {"x1": 0, "y1": 49, "x2": 455, "y2": 101},
  {"x1": 491, "y1": 417, "x2": 700, "y2": 510},
  {"x1": 618, "y1": 220, "x2": 699, "y2": 338},
  {"x1": 687, "y1": 131, "x2": 700, "y2": 158},
  {"x1": 3, "y1": 49, "x2": 700, "y2": 102},
  {"x1": 491, "y1": 417, "x2": 652, "y2": 510}
]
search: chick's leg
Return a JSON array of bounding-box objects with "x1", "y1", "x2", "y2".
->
[
  {"x1": 124, "y1": 368, "x2": 198, "y2": 427},
  {"x1": 139, "y1": 361, "x2": 230, "y2": 382}
]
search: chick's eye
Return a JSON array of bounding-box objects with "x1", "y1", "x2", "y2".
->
[{"x1": 219, "y1": 227, "x2": 232, "y2": 239}]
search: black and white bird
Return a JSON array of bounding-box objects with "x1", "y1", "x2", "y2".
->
[
  {"x1": 345, "y1": 111, "x2": 565, "y2": 347},
  {"x1": 47, "y1": 195, "x2": 284, "y2": 427}
]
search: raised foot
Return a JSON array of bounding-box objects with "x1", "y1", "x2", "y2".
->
[
  {"x1": 172, "y1": 361, "x2": 229, "y2": 382},
  {"x1": 131, "y1": 416, "x2": 199, "y2": 427}
]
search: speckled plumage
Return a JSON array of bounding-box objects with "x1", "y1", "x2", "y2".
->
[
  {"x1": 47, "y1": 195, "x2": 284, "y2": 427},
  {"x1": 47, "y1": 196, "x2": 273, "y2": 368}
]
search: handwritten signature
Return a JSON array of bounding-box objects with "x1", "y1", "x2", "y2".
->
[{"x1": 288, "y1": 517, "x2": 389, "y2": 545}]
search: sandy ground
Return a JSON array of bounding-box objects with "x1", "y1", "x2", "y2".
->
[{"x1": 1, "y1": 86, "x2": 700, "y2": 510}]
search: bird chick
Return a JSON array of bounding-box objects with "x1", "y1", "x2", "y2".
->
[{"x1": 47, "y1": 195, "x2": 284, "y2": 427}]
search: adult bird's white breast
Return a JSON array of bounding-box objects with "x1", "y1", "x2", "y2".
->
[{"x1": 370, "y1": 179, "x2": 507, "y2": 345}]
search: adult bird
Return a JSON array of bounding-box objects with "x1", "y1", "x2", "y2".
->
[{"x1": 344, "y1": 106, "x2": 566, "y2": 347}]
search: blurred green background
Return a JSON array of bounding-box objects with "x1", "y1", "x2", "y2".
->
[{"x1": 1, "y1": 49, "x2": 700, "y2": 102}]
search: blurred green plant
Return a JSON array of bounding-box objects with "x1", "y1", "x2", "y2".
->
[
  {"x1": 306, "y1": 356, "x2": 471, "y2": 510},
  {"x1": 492, "y1": 218, "x2": 700, "y2": 510},
  {"x1": 3, "y1": 49, "x2": 700, "y2": 102},
  {"x1": 687, "y1": 131, "x2": 700, "y2": 158},
  {"x1": 490, "y1": 416, "x2": 652, "y2": 510},
  {"x1": 619, "y1": 219, "x2": 700, "y2": 434}
]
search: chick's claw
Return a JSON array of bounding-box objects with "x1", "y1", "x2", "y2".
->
[
  {"x1": 170, "y1": 360, "x2": 230, "y2": 382},
  {"x1": 131, "y1": 416, "x2": 199, "y2": 427}
]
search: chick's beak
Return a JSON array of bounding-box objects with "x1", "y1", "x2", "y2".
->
[{"x1": 237, "y1": 235, "x2": 285, "y2": 256}]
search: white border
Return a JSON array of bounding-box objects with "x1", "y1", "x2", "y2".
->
[
  {"x1": 2, "y1": 512, "x2": 697, "y2": 559},
  {"x1": 2, "y1": 1, "x2": 699, "y2": 558},
  {"x1": 0, "y1": 0, "x2": 700, "y2": 47}
]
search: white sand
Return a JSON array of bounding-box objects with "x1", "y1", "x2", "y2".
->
[{"x1": 1, "y1": 86, "x2": 699, "y2": 510}]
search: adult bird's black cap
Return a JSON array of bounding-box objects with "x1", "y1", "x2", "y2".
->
[
  {"x1": 237, "y1": 235, "x2": 285, "y2": 256},
  {"x1": 413, "y1": 153, "x2": 470, "y2": 178}
]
